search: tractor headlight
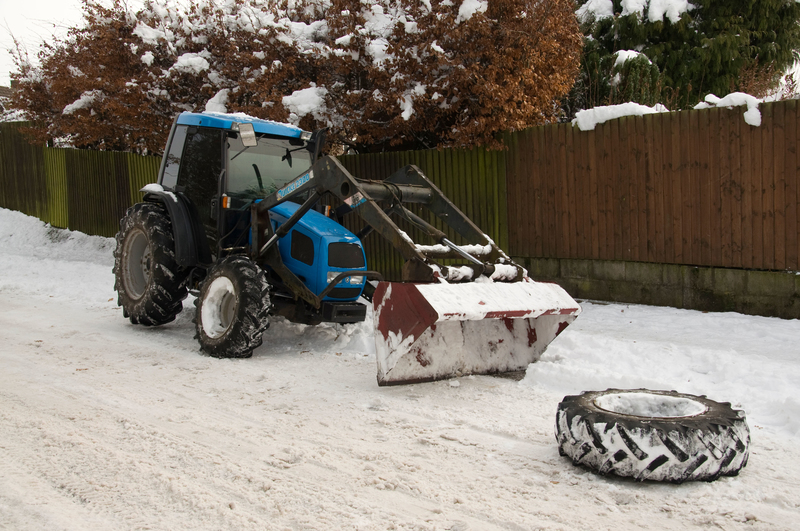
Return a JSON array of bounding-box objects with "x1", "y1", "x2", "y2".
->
[{"x1": 327, "y1": 273, "x2": 364, "y2": 285}]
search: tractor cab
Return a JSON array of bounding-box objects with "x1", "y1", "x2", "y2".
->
[{"x1": 157, "y1": 112, "x2": 318, "y2": 257}]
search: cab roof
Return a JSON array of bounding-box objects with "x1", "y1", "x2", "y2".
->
[{"x1": 176, "y1": 112, "x2": 307, "y2": 139}]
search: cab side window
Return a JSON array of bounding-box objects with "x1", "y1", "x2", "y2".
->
[{"x1": 160, "y1": 125, "x2": 188, "y2": 190}]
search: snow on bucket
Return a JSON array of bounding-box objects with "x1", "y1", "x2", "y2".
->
[{"x1": 373, "y1": 280, "x2": 581, "y2": 385}]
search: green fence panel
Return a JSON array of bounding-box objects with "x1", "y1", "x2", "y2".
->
[
  {"x1": 0, "y1": 122, "x2": 48, "y2": 221},
  {"x1": 43, "y1": 148, "x2": 68, "y2": 229},
  {"x1": 126, "y1": 152, "x2": 161, "y2": 207}
]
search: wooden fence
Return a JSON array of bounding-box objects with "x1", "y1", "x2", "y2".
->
[
  {"x1": 1, "y1": 99, "x2": 798, "y2": 274},
  {"x1": 0, "y1": 122, "x2": 160, "y2": 237},
  {"x1": 506, "y1": 100, "x2": 799, "y2": 272}
]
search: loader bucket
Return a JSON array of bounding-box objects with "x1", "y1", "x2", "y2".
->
[{"x1": 373, "y1": 280, "x2": 581, "y2": 386}]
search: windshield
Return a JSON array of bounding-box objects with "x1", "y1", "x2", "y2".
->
[{"x1": 226, "y1": 134, "x2": 312, "y2": 199}]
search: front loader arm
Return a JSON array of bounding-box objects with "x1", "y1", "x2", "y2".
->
[
  {"x1": 250, "y1": 155, "x2": 524, "y2": 285},
  {"x1": 251, "y1": 156, "x2": 431, "y2": 264}
]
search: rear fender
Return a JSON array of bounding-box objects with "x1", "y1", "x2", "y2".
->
[{"x1": 142, "y1": 191, "x2": 212, "y2": 268}]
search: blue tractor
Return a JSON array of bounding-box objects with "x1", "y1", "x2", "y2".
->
[{"x1": 114, "y1": 112, "x2": 580, "y2": 385}]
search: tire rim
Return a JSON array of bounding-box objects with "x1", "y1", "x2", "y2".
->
[
  {"x1": 202, "y1": 276, "x2": 237, "y2": 339},
  {"x1": 123, "y1": 229, "x2": 151, "y2": 300},
  {"x1": 593, "y1": 392, "x2": 708, "y2": 418}
]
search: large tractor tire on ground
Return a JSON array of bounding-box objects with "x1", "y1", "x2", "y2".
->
[
  {"x1": 555, "y1": 389, "x2": 750, "y2": 483},
  {"x1": 114, "y1": 202, "x2": 188, "y2": 325},
  {"x1": 194, "y1": 256, "x2": 271, "y2": 358}
]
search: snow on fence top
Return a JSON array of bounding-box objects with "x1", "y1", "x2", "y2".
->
[
  {"x1": 694, "y1": 92, "x2": 762, "y2": 127},
  {"x1": 573, "y1": 92, "x2": 763, "y2": 131}
]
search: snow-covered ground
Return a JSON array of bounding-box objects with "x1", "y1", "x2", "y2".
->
[{"x1": 1, "y1": 206, "x2": 799, "y2": 530}]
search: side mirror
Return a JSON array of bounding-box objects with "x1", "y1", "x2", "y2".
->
[{"x1": 239, "y1": 123, "x2": 257, "y2": 147}]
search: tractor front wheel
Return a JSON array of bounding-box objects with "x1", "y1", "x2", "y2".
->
[
  {"x1": 194, "y1": 256, "x2": 271, "y2": 358},
  {"x1": 114, "y1": 202, "x2": 188, "y2": 325}
]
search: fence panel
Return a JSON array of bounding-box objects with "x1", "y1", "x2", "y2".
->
[
  {"x1": 0, "y1": 122, "x2": 47, "y2": 221},
  {"x1": 504, "y1": 101, "x2": 800, "y2": 272}
]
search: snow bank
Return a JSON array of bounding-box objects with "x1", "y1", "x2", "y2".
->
[
  {"x1": 0, "y1": 208, "x2": 113, "y2": 264},
  {"x1": 523, "y1": 301, "x2": 800, "y2": 437},
  {"x1": 572, "y1": 102, "x2": 669, "y2": 131}
]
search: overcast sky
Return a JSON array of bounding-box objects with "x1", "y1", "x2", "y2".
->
[
  {"x1": 1, "y1": 0, "x2": 147, "y2": 87},
  {"x1": 1, "y1": 0, "x2": 85, "y2": 86}
]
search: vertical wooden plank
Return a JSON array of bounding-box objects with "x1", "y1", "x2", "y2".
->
[
  {"x1": 462, "y1": 149, "x2": 474, "y2": 243},
  {"x1": 634, "y1": 116, "x2": 647, "y2": 262},
  {"x1": 708, "y1": 109, "x2": 722, "y2": 266},
  {"x1": 773, "y1": 104, "x2": 786, "y2": 269},
  {"x1": 538, "y1": 127, "x2": 550, "y2": 257},
  {"x1": 643, "y1": 115, "x2": 655, "y2": 261},
  {"x1": 496, "y1": 142, "x2": 509, "y2": 252},
  {"x1": 679, "y1": 111, "x2": 692, "y2": 264},
  {"x1": 513, "y1": 131, "x2": 526, "y2": 255},
  {"x1": 788, "y1": 100, "x2": 800, "y2": 271},
  {"x1": 572, "y1": 126, "x2": 585, "y2": 259},
  {"x1": 697, "y1": 110, "x2": 711, "y2": 265},
  {"x1": 611, "y1": 118, "x2": 624, "y2": 261},
  {"x1": 730, "y1": 109, "x2": 743, "y2": 268},
  {"x1": 751, "y1": 106, "x2": 764, "y2": 269},
  {"x1": 774, "y1": 102, "x2": 787, "y2": 270},
  {"x1": 688, "y1": 111, "x2": 701, "y2": 264},
  {"x1": 530, "y1": 126, "x2": 546, "y2": 258},
  {"x1": 546, "y1": 124, "x2": 559, "y2": 258},
  {"x1": 43, "y1": 148, "x2": 69, "y2": 229},
  {"x1": 652, "y1": 113, "x2": 665, "y2": 262},
  {"x1": 661, "y1": 112, "x2": 675, "y2": 264},
  {"x1": 477, "y1": 147, "x2": 489, "y2": 238},
  {"x1": 523, "y1": 130, "x2": 537, "y2": 258},
  {"x1": 740, "y1": 109, "x2": 754, "y2": 270},
  {"x1": 762, "y1": 103, "x2": 776, "y2": 270},
  {"x1": 599, "y1": 122, "x2": 612, "y2": 259},
  {"x1": 619, "y1": 117, "x2": 633, "y2": 261},
  {"x1": 586, "y1": 124, "x2": 600, "y2": 259},
  {"x1": 519, "y1": 130, "x2": 534, "y2": 257},
  {"x1": 505, "y1": 132, "x2": 521, "y2": 254},
  {"x1": 670, "y1": 111, "x2": 683, "y2": 263},
  {"x1": 557, "y1": 124, "x2": 570, "y2": 258},
  {"x1": 565, "y1": 124, "x2": 578, "y2": 258}
]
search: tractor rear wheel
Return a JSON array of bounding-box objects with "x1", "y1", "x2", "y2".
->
[
  {"x1": 194, "y1": 256, "x2": 271, "y2": 358},
  {"x1": 114, "y1": 202, "x2": 188, "y2": 325}
]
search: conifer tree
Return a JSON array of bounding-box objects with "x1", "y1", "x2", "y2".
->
[{"x1": 569, "y1": 0, "x2": 800, "y2": 114}]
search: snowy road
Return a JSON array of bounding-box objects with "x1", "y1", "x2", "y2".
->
[{"x1": 1, "y1": 208, "x2": 799, "y2": 530}]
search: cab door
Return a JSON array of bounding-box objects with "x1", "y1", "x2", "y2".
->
[{"x1": 174, "y1": 127, "x2": 224, "y2": 252}]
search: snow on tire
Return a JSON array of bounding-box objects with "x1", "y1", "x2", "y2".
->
[
  {"x1": 194, "y1": 256, "x2": 271, "y2": 358},
  {"x1": 555, "y1": 389, "x2": 750, "y2": 483},
  {"x1": 114, "y1": 202, "x2": 188, "y2": 326}
]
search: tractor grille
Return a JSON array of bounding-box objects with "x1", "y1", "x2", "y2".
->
[
  {"x1": 328, "y1": 287, "x2": 362, "y2": 299},
  {"x1": 328, "y1": 242, "x2": 365, "y2": 268}
]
